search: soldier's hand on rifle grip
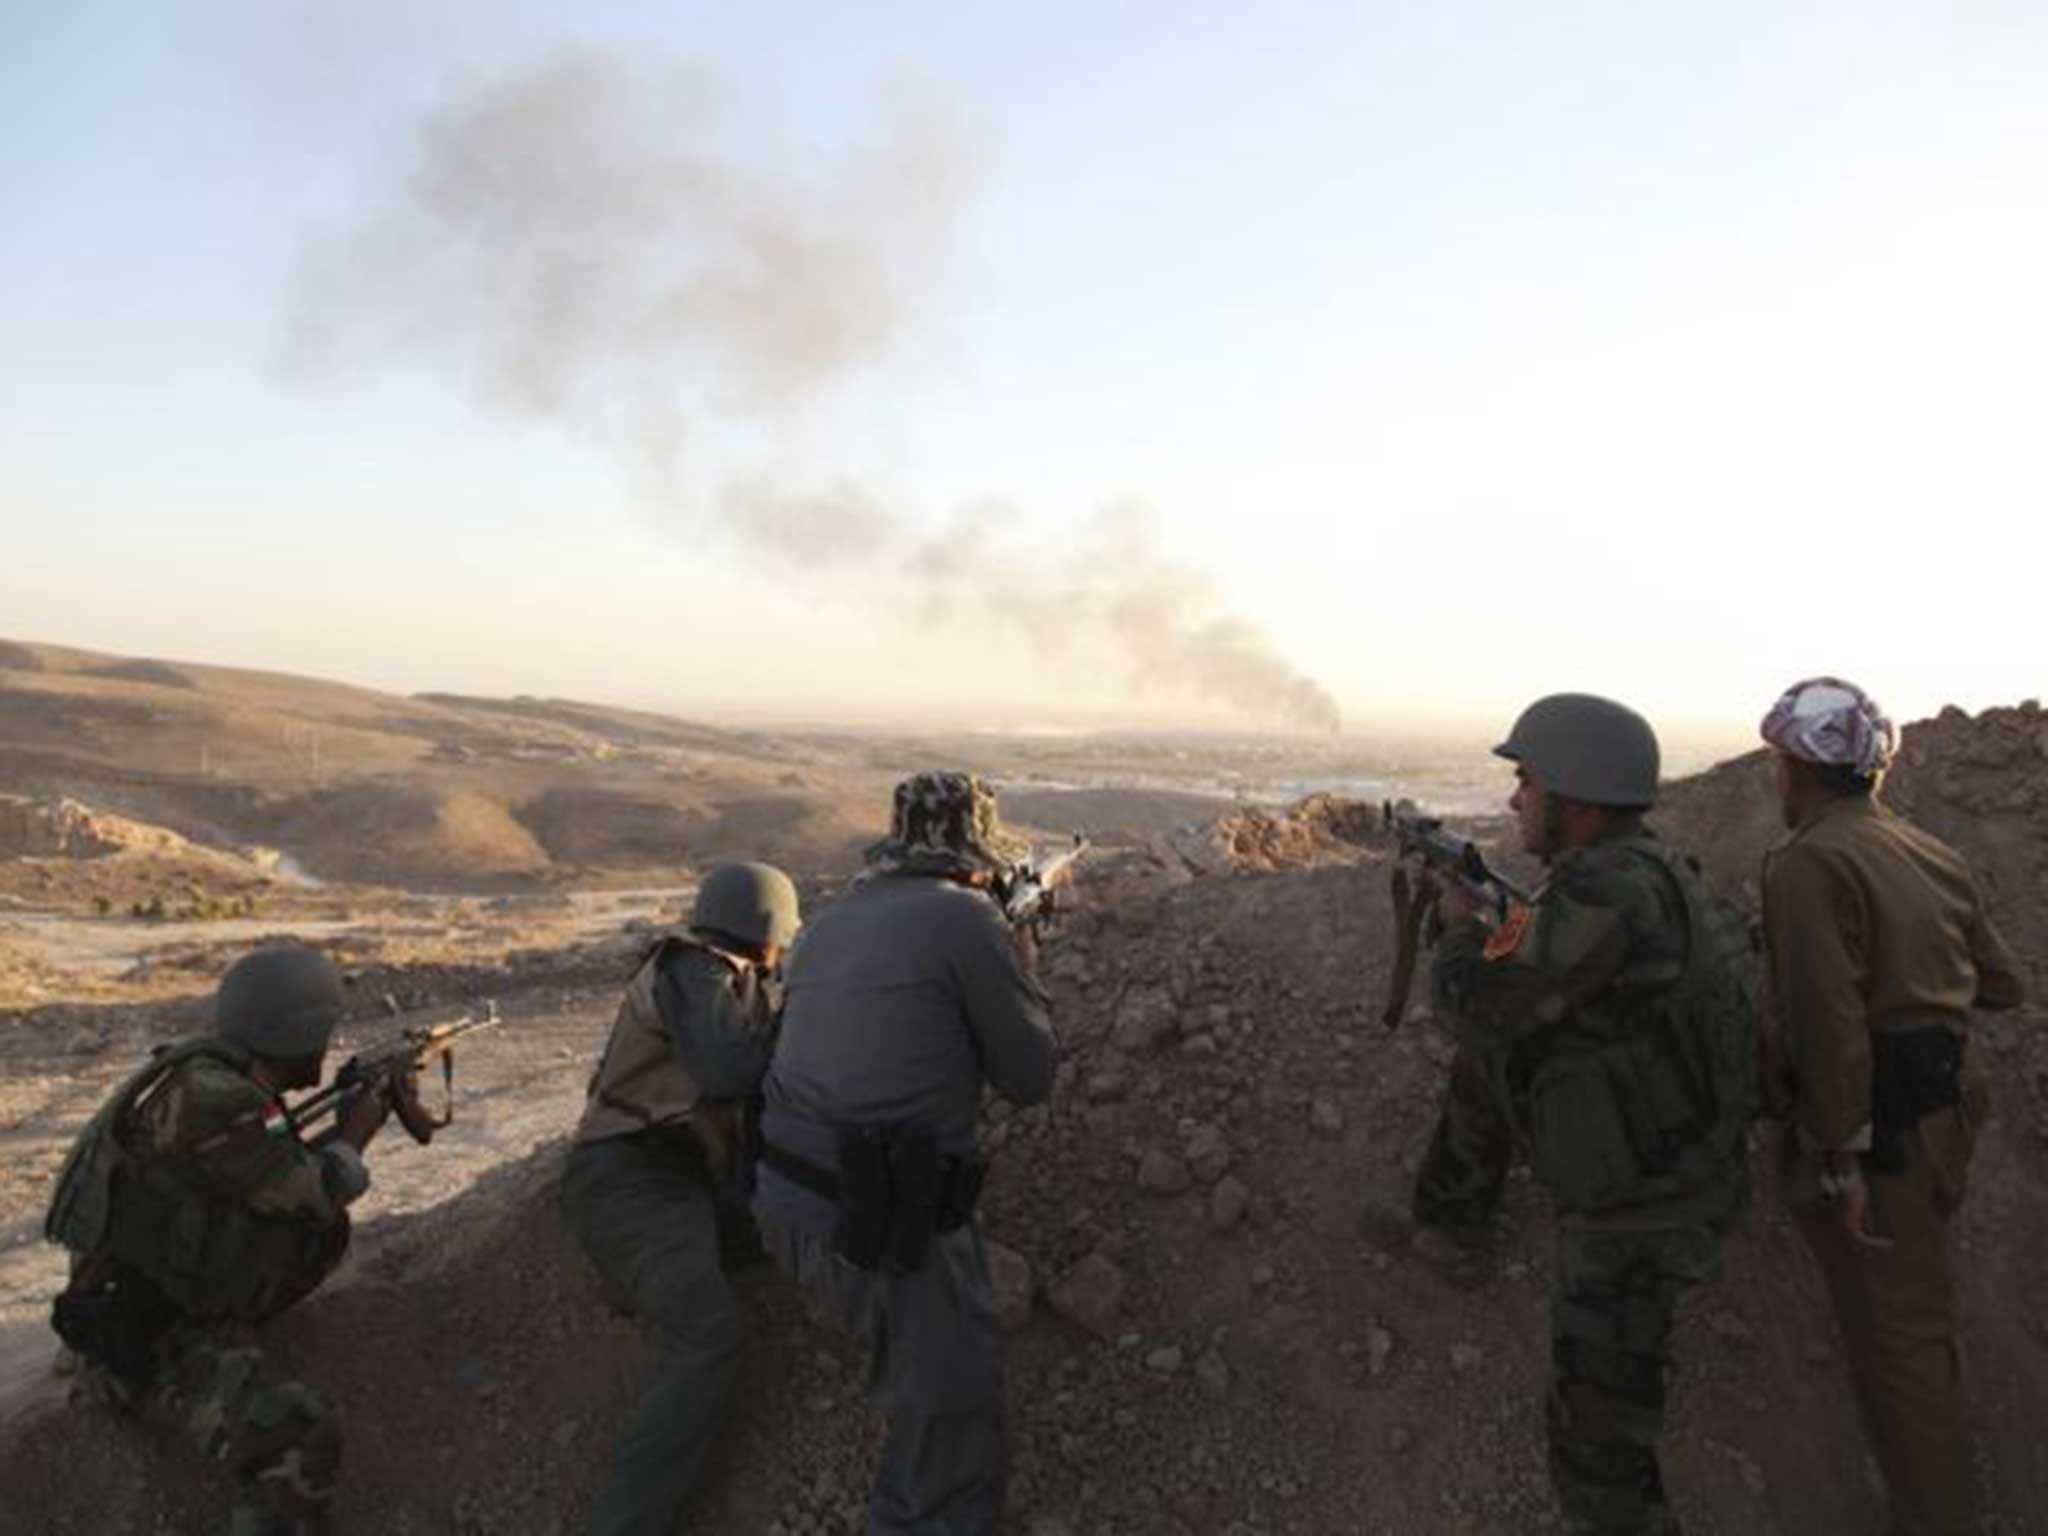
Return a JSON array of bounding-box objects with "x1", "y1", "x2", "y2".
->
[{"x1": 389, "y1": 1065, "x2": 437, "y2": 1145}]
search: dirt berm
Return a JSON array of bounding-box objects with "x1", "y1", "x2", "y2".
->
[{"x1": 5, "y1": 720, "x2": 2048, "y2": 1533}]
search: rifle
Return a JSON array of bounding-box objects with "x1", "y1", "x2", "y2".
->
[
  {"x1": 291, "y1": 1000, "x2": 501, "y2": 1147},
  {"x1": 994, "y1": 835, "x2": 1092, "y2": 934},
  {"x1": 1379, "y1": 802, "x2": 1529, "y2": 1030}
]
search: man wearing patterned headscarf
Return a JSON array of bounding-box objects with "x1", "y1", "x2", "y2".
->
[
  {"x1": 753, "y1": 772, "x2": 1054, "y2": 1534},
  {"x1": 1759, "y1": 677, "x2": 2024, "y2": 1536}
]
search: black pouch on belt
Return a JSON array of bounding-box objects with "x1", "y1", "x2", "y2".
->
[
  {"x1": 937, "y1": 1155, "x2": 987, "y2": 1232},
  {"x1": 1867, "y1": 1027, "x2": 1963, "y2": 1174},
  {"x1": 51, "y1": 1264, "x2": 175, "y2": 1384},
  {"x1": 831, "y1": 1127, "x2": 893, "y2": 1271},
  {"x1": 882, "y1": 1131, "x2": 944, "y2": 1275}
]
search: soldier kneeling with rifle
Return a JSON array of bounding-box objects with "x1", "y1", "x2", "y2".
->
[
  {"x1": 560, "y1": 862, "x2": 800, "y2": 1536},
  {"x1": 45, "y1": 942, "x2": 439, "y2": 1536}
]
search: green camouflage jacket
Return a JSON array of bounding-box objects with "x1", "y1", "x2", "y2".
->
[{"x1": 1433, "y1": 823, "x2": 1751, "y2": 1225}]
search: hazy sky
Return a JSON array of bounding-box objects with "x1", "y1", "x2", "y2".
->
[{"x1": 3, "y1": 2, "x2": 2043, "y2": 740}]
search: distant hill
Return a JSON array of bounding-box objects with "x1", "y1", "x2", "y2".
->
[{"x1": 0, "y1": 636, "x2": 894, "y2": 890}]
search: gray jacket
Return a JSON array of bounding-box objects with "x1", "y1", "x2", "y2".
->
[{"x1": 755, "y1": 873, "x2": 1055, "y2": 1228}]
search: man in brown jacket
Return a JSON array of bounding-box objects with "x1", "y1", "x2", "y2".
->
[{"x1": 1759, "y1": 676, "x2": 2026, "y2": 1536}]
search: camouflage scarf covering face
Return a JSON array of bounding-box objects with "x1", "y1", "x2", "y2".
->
[{"x1": 862, "y1": 771, "x2": 1024, "y2": 879}]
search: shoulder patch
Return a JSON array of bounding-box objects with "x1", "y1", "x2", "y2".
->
[{"x1": 1484, "y1": 904, "x2": 1533, "y2": 962}]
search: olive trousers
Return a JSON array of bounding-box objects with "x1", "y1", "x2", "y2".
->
[
  {"x1": 1791, "y1": 1101, "x2": 1979, "y2": 1536},
  {"x1": 561, "y1": 1132, "x2": 748, "y2": 1536}
]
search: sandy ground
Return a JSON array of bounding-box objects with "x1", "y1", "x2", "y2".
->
[{"x1": 0, "y1": 884, "x2": 696, "y2": 1013}]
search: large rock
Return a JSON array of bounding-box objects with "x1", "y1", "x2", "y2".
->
[
  {"x1": 0, "y1": 795, "x2": 158, "y2": 858},
  {"x1": 1048, "y1": 1253, "x2": 1127, "y2": 1338},
  {"x1": 1208, "y1": 1175, "x2": 1250, "y2": 1233},
  {"x1": 986, "y1": 1239, "x2": 1035, "y2": 1332},
  {"x1": 1184, "y1": 1123, "x2": 1233, "y2": 1183},
  {"x1": 1136, "y1": 1148, "x2": 1192, "y2": 1196},
  {"x1": 1111, "y1": 986, "x2": 1179, "y2": 1053}
]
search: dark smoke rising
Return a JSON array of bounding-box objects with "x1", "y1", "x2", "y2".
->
[
  {"x1": 888, "y1": 500, "x2": 1343, "y2": 733},
  {"x1": 286, "y1": 51, "x2": 1342, "y2": 733},
  {"x1": 719, "y1": 488, "x2": 1344, "y2": 734},
  {"x1": 282, "y1": 53, "x2": 967, "y2": 421}
]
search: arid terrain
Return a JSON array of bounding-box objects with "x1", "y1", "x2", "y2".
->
[{"x1": 2, "y1": 638, "x2": 2044, "y2": 1534}]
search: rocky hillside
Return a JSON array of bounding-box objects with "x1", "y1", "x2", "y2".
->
[
  {"x1": 7, "y1": 849, "x2": 2047, "y2": 1533},
  {"x1": 0, "y1": 637, "x2": 901, "y2": 891},
  {"x1": 4, "y1": 699, "x2": 2044, "y2": 1534}
]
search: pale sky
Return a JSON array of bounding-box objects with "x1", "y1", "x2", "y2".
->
[{"x1": 3, "y1": 1, "x2": 2043, "y2": 741}]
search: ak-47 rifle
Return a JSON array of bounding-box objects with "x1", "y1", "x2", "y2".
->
[
  {"x1": 1379, "y1": 801, "x2": 1529, "y2": 1030},
  {"x1": 292, "y1": 1000, "x2": 501, "y2": 1147},
  {"x1": 994, "y1": 835, "x2": 1092, "y2": 935}
]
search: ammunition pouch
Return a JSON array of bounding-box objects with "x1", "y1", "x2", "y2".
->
[
  {"x1": 103, "y1": 1162, "x2": 349, "y2": 1324},
  {"x1": 1523, "y1": 844, "x2": 1760, "y2": 1217},
  {"x1": 1528, "y1": 1051, "x2": 1646, "y2": 1213},
  {"x1": 760, "y1": 1128, "x2": 984, "y2": 1275},
  {"x1": 50, "y1": 1263, "x2": 178, "y2": 1384},
  {"x1": 1867, "y1": 1026, "x2": 1963, "y2": 1175},
  {"x1": 1525, "y1": 1003, "x2": 1720, "y2": 1215}
]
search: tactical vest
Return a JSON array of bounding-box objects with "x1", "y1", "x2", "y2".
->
[
  {"x1": 575, "y1": 933, "x2": 747, "y2": 1176},
  {"x1": 1516, "y1": 839, "x2": 1761, "y2": 1219},
  {"x1": 45, "y1": 1037, "x2": 348, "y2": 1323}
]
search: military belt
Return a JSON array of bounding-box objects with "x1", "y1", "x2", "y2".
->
[
  {"x1": 1868, "y1": 1005, "x2": 1969, "y2": 1039},
  {"x1": 757, "y1": 1136, "x2": 983, "y2": 1234}
]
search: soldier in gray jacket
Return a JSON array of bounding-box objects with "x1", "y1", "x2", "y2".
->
[{"x1": 755, "y1": 772, "x2": 1056, "y2": 1536}]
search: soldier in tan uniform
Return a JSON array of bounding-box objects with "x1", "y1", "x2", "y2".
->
[
  {"x1": 45, "y1": 942, "x2": 407, "y2": 1536},
  {"x1": 1758, "y1": 676, "x2": 2026, "y2": 1536},
  {"x1": 559, "y1": 861, "x2": 800, "y2": 1536}
]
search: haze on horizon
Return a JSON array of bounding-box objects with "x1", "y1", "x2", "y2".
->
[{"x1": 3, "y1": 2, "x2": 2042, "y2": 742}]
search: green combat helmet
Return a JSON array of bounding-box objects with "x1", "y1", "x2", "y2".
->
[
  {"x1": 216, "y1": 943, "x2": 347, "y2": 1058},
  {"x1": 693, "y1": 862, "x2": 801, "y2": 951},
  {"x1": 1494, "y1": 693, "x2": 1661, "y2": 808}
]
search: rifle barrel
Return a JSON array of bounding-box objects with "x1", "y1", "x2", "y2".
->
[{"x1": 284, "y1": 1005, "x2": 499, "y2": 1131}]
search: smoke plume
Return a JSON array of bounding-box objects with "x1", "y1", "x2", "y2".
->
[{"x1": 286, "y1": 51, "x2": 1341, "y2": 733}]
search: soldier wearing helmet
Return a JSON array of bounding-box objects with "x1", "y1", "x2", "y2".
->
[
  {"x1": 46, "y1": 941, "x2": 408, "y2": 1536},
  {"x1": 753, "y1": 772, "x2": 1056, "y2": 1535},
  {"x1": 559, "y1": 860, "x2": 800, "y2": 1536},
  {"x1": 1402, "y1": 694, "x2": 1755, "y2": 1536},
  {"x1": 1758, "y1": 677, "x2": 2023, "y2": 1536}
]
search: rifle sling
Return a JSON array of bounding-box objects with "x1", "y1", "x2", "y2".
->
[{"x1": 1383, "y1": 864, "x2": 1431, "y2": 1029}]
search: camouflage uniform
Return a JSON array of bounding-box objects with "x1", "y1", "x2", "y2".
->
[
  {"x1": 63, "y1": 1048, "x2": 359, "y2": 1536},
  {"x1": 1415, "y1": 823, "x2": 1750, "y2": 1536},
  {"x1": 148, "y1": 1330, "x2": 343, "y2": 1536}
]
